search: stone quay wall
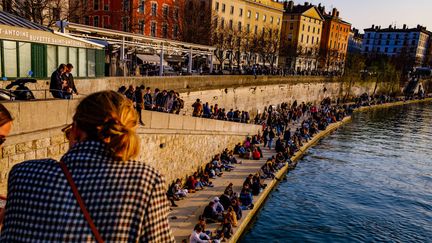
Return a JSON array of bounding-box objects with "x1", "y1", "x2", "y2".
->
[{"x1": 0, "y1": 100, "x2": 260, "y2": 195}]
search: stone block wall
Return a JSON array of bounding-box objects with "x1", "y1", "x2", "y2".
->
[{"x1": 0, "y1": 100, "x2": 260, "y2": 195}]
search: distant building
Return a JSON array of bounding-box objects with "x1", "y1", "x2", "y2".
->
[
  {"x1": 348, "y1": 28, "x2": 363, "y2": 54},
  {"x1": 73, "y1": 0, "x2": 183, "y2": 40},
  {"x1": 317, "y1": 6, "x2": 351, "y2": 73},
  {"x1": 362, "y1": 24, "x2": 431, "y2": 67},
  {"x1": 279, "y1": 1, "x2": 324, "y2": 72},
  {"x1": 185, "y1": 0, "x2": 284, "y2": 70}
]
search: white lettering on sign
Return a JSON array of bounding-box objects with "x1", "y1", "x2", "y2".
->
[{"x1": 0, "y1": 27, "x2": 89, "y2": 48}]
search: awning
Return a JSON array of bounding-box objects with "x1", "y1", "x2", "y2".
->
[
  {"x1": 165, "y1": 55, "x2": 185, "y2": 63},
  {"x1": 136, "y1": 54, "x2": 167, "y2": 65}
]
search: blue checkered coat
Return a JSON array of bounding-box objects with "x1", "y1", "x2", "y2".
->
[{"x1": 1, "y1": 141, "x2": 175, "y2": 242}]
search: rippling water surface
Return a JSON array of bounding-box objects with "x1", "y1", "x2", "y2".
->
[{"x1": 241, "y1": 103, "x2": 432, "y2": 243}]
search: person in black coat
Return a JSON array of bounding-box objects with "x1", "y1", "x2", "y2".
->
[
  {"x1": 50, "y1": 64, "x2": 66, "y2": 99},
  {"x1": 61, "y1": 64, "x2": 79, "y2": 99}
]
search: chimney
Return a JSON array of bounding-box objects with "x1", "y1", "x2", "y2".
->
[
  {"x1": 285, "y1": 0, "x2": 294, "y2": 11},
  {"x1": 332, "y1": 8, "x2": 337, "y2": 17},
  {"x1": 304, "y1": 2, "x2": 309, "y2": 6},
  {"x1": 336, "y1": 11, "x2": 339, "y2": 17},
  {"x1": 403, "y1": 24, "x2": 407, "y2": 29},
  {"x1": 389, "y1": 25, "x2": 392, "y2": 29},
  {"x1": 372, "y1": 24, "x2": 375, "y2": 29}
]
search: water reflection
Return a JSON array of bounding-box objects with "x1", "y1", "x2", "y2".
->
[{"x1": 241, "y1": 102, "x2": 432, "y2": 243}]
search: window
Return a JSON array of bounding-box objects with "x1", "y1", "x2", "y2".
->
[
  {"x1": 173, "y1": 24, "x2": 178, "y2": 39},
  {"x1": 318, "y1": 28, "x2": 320, "y2": 34},
  {"x1": 302, "y1": 24, "x2": 305, "y2": 31},
  {"x1": 123, "y1": 0, "x2": 129, "y2": 11},
  {"x1": 291, "y1": 15, "x2": 294, "y2": 20},
  {"x1": 52, "y1": 8, "x2": 60, "y2": 20},
  {"x1": 122, "y1": 17, "x2": 129, "y2": 31},
  {"x1": 18, "y1": 42, "x2": 31, "y2": 77},
  {"x1": 229, "y1": 19, "x2": 233, "y2": 30},
  {"x1": 151, "y1": 3, "x2": 157, "y2": 16},
  {"x1": 138, "y1": 20, "x2": 145, "y2": 34},
  {"x1": 246, "y1": 24, "x2": 250, "y2": 33},
  {"x1": 255, "y1": 12, "x2": 259, "y2": 20},
  {"x1": 384, "y1": 47, "x2": 388, "y2": 53},
  {"x1": 238, "y1": 21, "x2": 242, "y2": 32},
  {"x1": 270, "y1": 16, "x2": 273, "y2": 23},
  {"x1": 277, "y1": 18, "x2": 280, "y2": 25},
  {"x1": 151, "y1": 22, "x2": 157, "y2": 36},
  {"x1": 263, "y1": 15, "x2": 266, "y2": 22},
  {"x1": 239, "y1": 8, "x2": 243, "y2": 17},
  {"x1": 290, "y1": 23, "x2": 293, "y2": 30},
  {"x1": 84, "y1": 16, "x2": 89, "y2": 25},
  {"x1": 308, "y1": 26, "x2": 310, "y2": 32},
  {"x1": 102, "y1": 16, "x2": 109, "y2": 28},
  {"x1": 220, "y1": 18, "x2": 224, "y2": 29},
  {"x1": 162, "y1": 23, "x2": 168, "y2": 38},
  {"x1": 393, "y1": 48, "x2": 397, "y2": 53},
  {"x1": 222, "y1": 3, "x2": 225, "y2": 13},
  {"x1": 247, "y1": 10, "x2": 251, "y2": 18},
  {"x1": 93, "y1": 16, "x2": 99, "y2": 27},
  {"x1": 306, "y1": 35, "x2": 309, "y2": 44},
  {"x1": 163, "y1": 5, "x2": 169, "y2": 18},
  {"x1": 78, "y1": 48, "x2": 87, "y2": 77},
  {"x1": 254, "y1": 25, "x2": 258, "y2": 34},
  {"x1": 230, "y1": 6, "x2": 234, "y2": 14},
  {"x1": 87, "y1": 49, "x2": 96, "y2": 77},
  {"x1": 94, "y1": 0, "x2": 99, "y2": 10},
  {"x1": 47, "y1": 45, "x2": 57, "y2": 77},
  {"x1": 301, "y1": 34, "x2": 304, "y2": 43},
  {"x1": 138, "y1": 0, "x2": 145, "y2": 13},
  {"x1": 58, "y1": 46, "x2": 68, "y2": 65},
  {"x1": 215, "y1": 2, "x2": 219, "y2": 11},
  {"x1": 174, "y1": 8, "x2": 179, "y2": 20},
  {"x1": 104, "y1": 3, "x2": 109, "y2": 11},
  {"x1": 68, "y1": 47, "x2": 78, "y2": 77},
  {"x1": 311, "y1": 36, "x2": 314, "y2": 44},
  {"x1": 313, "y1": 27, "x2": 315, "y2": 33}
]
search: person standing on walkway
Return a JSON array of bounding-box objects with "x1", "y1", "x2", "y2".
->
[
  {"x1": 1, "y1": 91, "x2": 175, "y2": 242},
  {"x1": 62, "y1": 64, "x2": 79, "y2": 99},
  {"x1": 0, "y1": 104, "x2": 13, "y2": 228},
  {"x1": 268, "y1": 128, "x2": 276, "y2": 149},
  {"x1": 135, "y1": 85, "x2": 145, "y2": 125},
  {"x1": 50, "y1": 64, "x2": 67, "y2": 99}
]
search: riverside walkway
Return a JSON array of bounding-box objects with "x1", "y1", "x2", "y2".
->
[{"x1": 168, "y1": 116, "x2": 353, "y2": 242}]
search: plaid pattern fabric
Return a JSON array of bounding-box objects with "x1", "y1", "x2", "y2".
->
[{"x1": 1, "y1": 141, "x2": 175, "y2": 243}]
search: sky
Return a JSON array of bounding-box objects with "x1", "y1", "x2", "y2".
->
[{"x1": 306, "y1": 0, "x2": 432, "y2": 32}]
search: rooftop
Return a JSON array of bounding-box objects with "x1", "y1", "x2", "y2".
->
[{"x1": 0, "y1": 11, "x2": 51, "y2": 32}]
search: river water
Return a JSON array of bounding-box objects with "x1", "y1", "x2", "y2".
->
[{"x1": 241, "y1": 102, "x2": 432, "y2": 243}]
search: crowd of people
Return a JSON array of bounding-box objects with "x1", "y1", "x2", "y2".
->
[
  {"x1": 117, "y1": 85, "x2": 185, "y2": 125},
  {"x1": 191, "y1": 99, "x2": 251, "y2": 123}
]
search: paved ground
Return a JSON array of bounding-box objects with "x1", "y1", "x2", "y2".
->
[{"x1": 169, "y1": 147, "x2": 276, "y2": 242}]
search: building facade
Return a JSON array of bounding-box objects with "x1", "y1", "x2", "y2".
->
[
  {"x1": 348, "y1": 28, "x2": 363, "y2": 54},
  {"x1": 318, "y1": 6, "x2": 351, "y2": 73},
  {"x1": 75, "y1": 0, "x2": 183, "y2": 40},
  {"x1": 362, "y1": 24, "x2": 431, "y2": 67},
  {"x1": 279, "y1": 1, "x2": 324, "y2": 72},
  {"x1": 208, "y1": 0, "x2": 284, "y2": 69}
]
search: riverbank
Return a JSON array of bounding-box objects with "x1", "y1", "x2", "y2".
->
[
  {"x1": 233, "y1": 97, "x2": 432, "y2": 242},
  {"x1": 229, "y1": 116, "x2": 352, "y2": 242}
]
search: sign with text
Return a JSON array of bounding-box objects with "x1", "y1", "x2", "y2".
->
[{"x1": 0, "y1": 25, "x2": 98, "y2": 48}]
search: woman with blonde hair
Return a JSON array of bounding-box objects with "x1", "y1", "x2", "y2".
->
[
  {"x1": 1, "y1": 91, "x2": 175, "y2": 242},
  {"x1": 0, "y1": 103, "x2": 13, "y2": 227}
]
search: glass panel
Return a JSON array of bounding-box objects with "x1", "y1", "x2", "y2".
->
[
  {"x1": 19, "y1": 42, "x2": 31, "y2": 77},
  {"x1": 68, "y1": 47, "x2": 78, "y2": 76},
  {"x1": 0, "y1": 43, "x2": 2, "y2": 77},
  {"x1": 87, "y1": 49, "x2": 96, "y2": 77},
  {"x1": 3, "y1": 41, "x2": 17, "y2": 78},
  {"x1": 78, "y1": 48, "x2": 87, "y2": 77},
  {"x1": 47, "y1": 45, "x2": 57, "y2": 77},
  {"x1": 58, "y1": 46, "x2": 67, "y2": 65}
]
